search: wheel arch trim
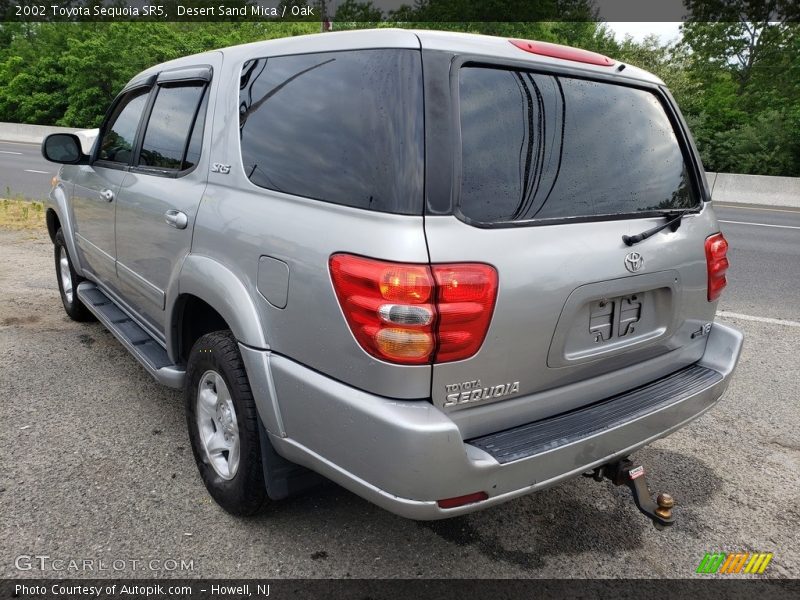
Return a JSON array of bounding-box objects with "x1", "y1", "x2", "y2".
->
[
  {"x1": 47, "y1": 184, "x2": 84, "y2": 278},
  {"x1": 170, "y1": 254, "x2": 269, "y2": 359}
]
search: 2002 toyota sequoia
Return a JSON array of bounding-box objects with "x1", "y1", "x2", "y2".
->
[{"x1": 42, "y1": 29, "x2": 742, "y2": 524}]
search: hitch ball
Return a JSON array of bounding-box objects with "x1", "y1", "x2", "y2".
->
[
  {"x1": 655, "y1": 493, "x2": 675, "y2": 520},
  {"x1": 594, "y1": 457, "x2": 677, "y2": 529}
]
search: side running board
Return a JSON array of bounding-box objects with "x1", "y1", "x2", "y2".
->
[{"x1": 76, "y1": 281, "x2": 185, "y2": 389}]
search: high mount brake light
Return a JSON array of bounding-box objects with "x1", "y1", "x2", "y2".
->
[
  {"x1": 705, "y1": 232, "x2": 729, "y2": 302},
  {"x1": 329, "y1": 254, "x2": 498, "y2": 365},
  {"x1": 509, "y1": 39, "x2": 615, "y2": 67}
]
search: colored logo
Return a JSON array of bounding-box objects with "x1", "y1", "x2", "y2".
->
[{"x1": 696, "y1": 552, "x2": 773, "y2": 574}]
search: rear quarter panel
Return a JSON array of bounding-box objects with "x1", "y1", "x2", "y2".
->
[{"x1": 190, "y1": 45, "x2": 431, "y2": 400}]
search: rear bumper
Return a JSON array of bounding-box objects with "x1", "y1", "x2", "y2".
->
[{"x1": 246, "y1": 322, "x2": 742, "y2": 520}]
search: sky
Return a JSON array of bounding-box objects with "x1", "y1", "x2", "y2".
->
[{"x1": 605, "y1": 22, "x2": 684, "y2": 44}]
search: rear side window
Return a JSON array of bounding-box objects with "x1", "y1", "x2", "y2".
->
[
  {"x1": 139, "y1": 83, "x2": 207, "y2": 172},
  {"x1": 458, "y1": 66, "x2": 698, "y2": 224},
  {"x1": 238, "y1": 49, "x2": 424, "y2": 214}
]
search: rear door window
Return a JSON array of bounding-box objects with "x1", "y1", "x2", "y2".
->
[
  {"x1": 458, "y1": 66, "x2": 698, "y2": 224},
  {"x1": 138, "y1": 83, "x2": 207, "y2": 173},
  {"x1": 238, "y1": 49, "x2": 424, "y2": 215}
]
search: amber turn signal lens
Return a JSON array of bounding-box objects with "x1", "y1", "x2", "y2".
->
[{"x1": 329, "y1": 254, "x2": 498, "y2": 365}]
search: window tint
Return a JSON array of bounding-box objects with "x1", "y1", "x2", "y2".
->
[
  {"x1": 97, "y1": 89, "x2": 149, "y2": 164},
  {"x1": 139, "y1": 84, "x2": 206, "y2": 171},
  {"x1": 458, "y1": 67, "x2": 698, "y2": 224},
  {"x1": 239, "y1": 49, "x2": 423, "y2": 214}
]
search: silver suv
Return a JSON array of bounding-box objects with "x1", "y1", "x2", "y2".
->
[{"x1": 42, "y1": 29, "x2": 742, "y2": 523}]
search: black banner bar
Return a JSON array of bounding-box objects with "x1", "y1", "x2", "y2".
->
[
  {"x1": 3, "y1": 579, "x2": 800, "y2": 600},
  {"x1": 1, "y1": 0, "x2": 800, "y2": 23}
]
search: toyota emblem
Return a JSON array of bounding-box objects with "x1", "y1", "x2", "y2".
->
[{"x1": 624, "y1": 251, "x2": 644, "y2": 273}]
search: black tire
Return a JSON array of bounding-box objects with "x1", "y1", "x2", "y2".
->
[
  {"x1": 54, "y1": 228, "x2": 95, "y2": 322},
  {"x1": 185, "y1": 330, "x2": 267, "y2": 516}
]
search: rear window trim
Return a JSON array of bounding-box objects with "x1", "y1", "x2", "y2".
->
[{"x1": 448, "y1": 55, "x2": 706, "y2": 229}]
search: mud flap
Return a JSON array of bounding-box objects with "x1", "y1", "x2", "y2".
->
[{"x1": 258, "y1": 418, "x2": 326, "y2": 501}]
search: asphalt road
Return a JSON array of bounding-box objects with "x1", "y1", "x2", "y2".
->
[
  {"x1": 715, "y1": 204, "x2": 800, "y2": 322},
  {"x1": 1, "y1": 141, "x2": 798, "y2": 579},
  {"x1": 1, "y1": 234, "x2": 799, "y2": 579},
  {"x1": 0, "y1": 141, "x2": 55, "y2": 200}
]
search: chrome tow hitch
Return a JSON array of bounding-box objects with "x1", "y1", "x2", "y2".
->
[{"x1": 586, "y1": 457, "x2": 675, "y2": 530}]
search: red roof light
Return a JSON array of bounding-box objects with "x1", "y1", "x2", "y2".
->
[{"x1": 509, "y1": 39, "x2": 615, "y2": 67}]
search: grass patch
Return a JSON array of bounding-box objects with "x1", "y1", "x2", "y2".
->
[{"x1": 0, "y1": 198, "x2": 47, "y2": 231}]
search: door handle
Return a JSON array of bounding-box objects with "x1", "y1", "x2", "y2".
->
[
  {"x1": 164, "y1": 209, "x2": 188, "y2": 230},
  {"x1": 99, "y1": 189, "x2": 114, "y2": 202}
]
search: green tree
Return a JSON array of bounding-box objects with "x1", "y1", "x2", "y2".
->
[
  {"x1": 1, "y1": 6, "x2": 799, "y2": 176},
  {"x1": 388, "y1": 0, "x2": 596, "y2": 22},
  {"x1": 335, "y1": 0, "x2": 383, "y2": 22},
  {"x1": 680, "y1": 1, "x2": 800, "y2": 174},
  {"x1": 0, "y1": 21, "x2": 318, "y2": 126}
]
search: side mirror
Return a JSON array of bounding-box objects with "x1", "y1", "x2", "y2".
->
[{"x1": 41, "y1": 133, "x2": 89, "y2": 165}]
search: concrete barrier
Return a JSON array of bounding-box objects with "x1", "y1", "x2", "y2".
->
[
  {"x1": 707, "y1": 171, "x2": 800, "y2": 209},
  {"x1": 0, "y1": 122, "x2": 86, "y2": 144},
  {"x1": 0, "y1": 121, "x2": 98, "y2": 154}
]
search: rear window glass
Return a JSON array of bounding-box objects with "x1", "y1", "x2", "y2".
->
[
  {"x1": 458, "y1": 66, "x2": 698, "y2": 224},
  {"x1": 239, "y1": 49, "x2": 424, "y2": 215}
]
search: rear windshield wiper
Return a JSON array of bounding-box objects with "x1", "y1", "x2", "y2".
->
[{"x1": 622, "y1": 211, "x2": 689, "y2": 247}]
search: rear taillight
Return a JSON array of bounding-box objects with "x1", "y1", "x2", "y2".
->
[
  {"x1": 705, "y1": 232, "x2": 729, "y2": 302},
  {"x1": 432, "y1": 264, "x2": 498, "y2": 363},
  {"x1": 329, "y1": 254, "x2": 498, "y2": 365}
]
